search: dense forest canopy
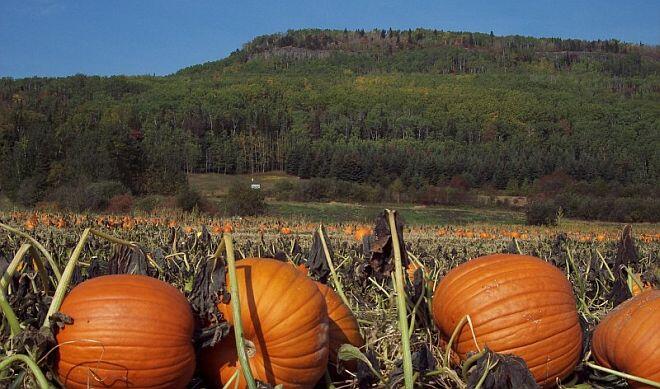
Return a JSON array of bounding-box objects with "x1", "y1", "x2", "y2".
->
[{"x1": 1, "y1": 29, "x2": 659, "y2": 214}]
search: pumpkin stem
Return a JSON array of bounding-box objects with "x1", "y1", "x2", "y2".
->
[
  {"x1": 223, "y1": 233, "x2": 258, "y2": 389},
  {"x1": 318, "y1": 224, "x2": 351, "y2": 309},
  {"x1": 244, "y1": 339, "x2": 257, "y2": 358},
  {"x1": 585, "y1": 361, "x2": 660, "y2": 388},
  {"x1": 0, "y1": 222, "x2": 61, "y2": 281},
  {"x1": 0, "y1": 354, "x2": 51, "y2": 389},
  {"x1": 387, "y1": 209, "x2": 414, "y2": 389}
]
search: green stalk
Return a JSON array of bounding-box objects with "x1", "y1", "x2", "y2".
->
[
  {"x1": 0, "y1": 354, "x2": 50, "y2": 389},
  {"x1": 586, "y1": 362, "x2": 660, "y2": 388},
  {"x1": 0, "y1": 288, "x2": 21, "y2": 337},
  {"x1": 318, "y1": 224, "x2": 351, "y2": 308},
  {"x1": 224, "y1": 233, "x2": 257, "y2": 389},
  {"x1": 473, "y1": 355, "x2": 495, "y2": 389},
  {"x1": 89, "y1": 229, "x2": 136, "y2": 247},
  {"x1": 0, "y1": 222, "x2": 61, "y2": 281},
  {"x1": 595, "y1": 249, "x2": 615, "y2": 281},
  {"x1": 29, "y1": 246, "x2": 51, "y2": 294},
  {"x1": 42, "y1": 228, "x2": 91, "y2": 329},
  {"x1": 445, "y1": 315, "x2": 467, "y2": 366},
  {"x1": 1, "y1": 243, "x2": 31, "y2": 293},
  {"x1": 387, "y1": 209, "x2": 414, "y2": 389},
  {"x1": 461, "y1": 348, "x2": 487, "y2": 380},
  {"x1": 222, "y1": 370, "x2": 240, "y2": 389},
  {"x1": 408, "y1": 283, "x2": 425, "y2": 336}
]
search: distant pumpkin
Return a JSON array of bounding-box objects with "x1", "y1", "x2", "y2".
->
[{"x1": 354, "y1": 227, "x2": 372, "y2": 242}]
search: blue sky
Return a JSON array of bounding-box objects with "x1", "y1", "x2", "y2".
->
[{"x1": 1, "y1": 0, "x2": 659, "y2": 78}]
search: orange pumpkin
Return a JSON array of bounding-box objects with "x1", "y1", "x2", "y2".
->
[
  {"x1": 591, "y1": 289, "x2": 659, "y2": 388},
  {"x1": 315, "y1": 282, "x2": 364, "y2": 368},
  {"x1": 55, "y1": 275, "x2": 195, "y2": 388},
  {"x1": 353, "y1": 227, "x2": 372, "y2": 242},
  {"x1": 201, "y1": 258, "x2": 329, "y2": 389},
  {"x1": 431, "y1": 254, "x2": 582, "y2": 387}
]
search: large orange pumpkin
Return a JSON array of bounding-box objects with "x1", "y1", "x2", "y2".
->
[
  {"x1": 431, "y1": 254, "x2": 582, "y2": 387},
  {"x1": 201, "y1": 258, "x2": 329, "y2": 389},
  {"x1": 315, "y1": 282, "x2": 364, "y2": 369},
  {"x1": 56, "y1": 274, "x2": 195, "y2": 389},
  {"x1": 591, "y1": 289, "x2": 660, "y2": 388}
]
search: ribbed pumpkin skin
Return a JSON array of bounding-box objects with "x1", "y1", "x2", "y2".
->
[
  {"x1": 431, "y1": 254, "x2": 582, "y2": 387},
  {"x1": 592, "y1": 289, "x2": 660, "y2": 389},
  {"x1": 200, "y1": 258, "x2": 329, "y2": 389},
  {"x1": 56, "y1": 274, "x2": 195, "y2": 389},
  {"x1": 315, "y1": 282, "x2": 364, "y2": 367}
]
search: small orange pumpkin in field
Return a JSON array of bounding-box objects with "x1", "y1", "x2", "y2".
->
[
  {"x1": 353, "y1": 226, "x2": 372, "y2": 242},
  {"x1": 280, "y1": 227, "x2": 292, "y2": 235},
  {"x1": 432, "y1": 254, "x2": 582, "y2": 387},
  {"x1": 592, "y1": 289, "x2": 660, "y2": 388},
  {"x1": 201, "y1": 258, "x2": 329, "y2": 389},
  {"x1": 55, "y1": 275, "x2": 196, "y2": 388},
  {"x1": 315, "y1": 282, "x2": 364, "y2": 369}
]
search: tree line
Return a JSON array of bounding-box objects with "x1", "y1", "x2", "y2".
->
[{"x1": 1, "y1": 29, "x2": 658, "y2": 220}]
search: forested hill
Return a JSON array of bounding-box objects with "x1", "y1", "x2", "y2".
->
[{"x1": 1, "y1": 29, "x2": 659, "y2": 210}]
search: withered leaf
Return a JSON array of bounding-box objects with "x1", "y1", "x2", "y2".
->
[
  {"x1": 356, "y1": 347, "x2": 381, "y2": 389},
  {"x1": 87, "y1": 257, "x2": 105, "y2": 278},
  {"x1": 291, "y1": 238, "x2": 303, "y2": 256},
  {"x1": 190, "y1": 256, "x2": 229, "y2": 321},
  {"x1": 0, "y1": 254, "x2": 9, "y2": 277},
  {"x1": 609, "y1": 225, "x2": 639, "y2": 306},
  {"x1": 49, "y1": 312, "x2": 73, "y2": 329},
  {"x1": 273, "y1": 251, "x2": 287, "y2": 261},
  {"x1": 389, "y1": 344, "x2": 437, "y2": 386},
  {"x1": 13, "y1": 326, "x2": 57, "y2": 361},
  {"x1": 198, "y1": 225, "x2": 212, "y2": 247},
  {"x1": 306, "y1": 226, "x2": 331, "y2": 283},
  {"x1": 195, "y1": 322, "x2": 230, "y2": 349},
  {"x1": 465, "y1": 347, "x2": 538, "y2": 389},
  {"x1": 363, "y1": 210, "x2": 409, "y2": 281},
  {"x1": 108, "y1": 244, "x2": 151, "y2": 276}
]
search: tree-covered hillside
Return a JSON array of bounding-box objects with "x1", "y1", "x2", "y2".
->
[{"x1": 1, "y1": 29, "x2": 658, "y2": 219}]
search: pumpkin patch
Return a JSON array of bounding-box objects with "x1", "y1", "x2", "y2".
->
[{"x1": 0, "y1": 212, "x2": 657, "y2": 388}]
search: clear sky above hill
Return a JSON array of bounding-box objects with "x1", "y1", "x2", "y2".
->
[{"x1": 2, "y1": 0, "x2": 659, "y2": 78}]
